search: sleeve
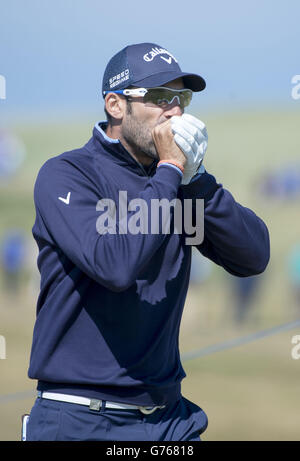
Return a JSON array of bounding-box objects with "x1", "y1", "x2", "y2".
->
[
  {"x1": 180, "y1": 171, "x2": 270, "y2": 277},
  {"x1": 33, "y1": 158, "x2": 182, "y2": 292}
]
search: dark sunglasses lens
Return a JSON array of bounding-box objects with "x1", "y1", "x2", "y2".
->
[
  {"x1": 181, "y1": 90, "x2": 192, "y2": 107},
  {"x1": 144, "y1": 89, "x2": 192, "y2": 108}
]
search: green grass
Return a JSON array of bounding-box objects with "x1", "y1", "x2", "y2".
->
[
  {"x1": 0, "y1": 109, "x2": 300, "y2": 440},
  {"x1": 181, "y1": 332, "x2": 300, "y2": 441}
]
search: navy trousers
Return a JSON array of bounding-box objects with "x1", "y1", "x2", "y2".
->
[{"x1": 26, "y1": 395, "x2": 208, "y2": 441}]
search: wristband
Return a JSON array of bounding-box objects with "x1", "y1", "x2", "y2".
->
[{"x1": 157, "y1": 160, "x2": 185, "y2": 173}]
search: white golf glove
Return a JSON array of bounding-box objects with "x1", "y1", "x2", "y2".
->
[{"x1": 171, "y1": 114, "x2": 208, "y2": 185}]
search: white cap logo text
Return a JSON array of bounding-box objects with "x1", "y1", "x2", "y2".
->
[{"x1": 143, "y1": 47, "x2": 178, "y2": 65}]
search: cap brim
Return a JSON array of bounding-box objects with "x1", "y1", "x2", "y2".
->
[{"x1": 130, "y1": 71, "x2": 206, "y2": 92}]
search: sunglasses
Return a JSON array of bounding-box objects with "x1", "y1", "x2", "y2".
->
[{"x1": 103, "y1": 87, "x2": 193, "y2": 110}]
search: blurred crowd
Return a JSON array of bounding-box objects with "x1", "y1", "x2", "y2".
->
[
  {"x1": 0, "y1": 228, "x2": 39, "y2": 301},
  {"x1": 257, "y1": 164, "x2": 300, "y2": 200},
  {"x1": 0, "y1": 129, "x2": 39, "y2": 302}
]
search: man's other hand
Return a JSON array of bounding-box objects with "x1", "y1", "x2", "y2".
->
[{"x1": 171, "y1": 114, "x2": 208, "y2": 185}]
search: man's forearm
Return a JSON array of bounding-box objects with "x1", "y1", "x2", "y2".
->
[{"x1": 180, "y1": 172, "x2": 270, "y2": 276}]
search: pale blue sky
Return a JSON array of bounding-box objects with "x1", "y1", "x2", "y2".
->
[{"x1": 0, "y1": 0, "x2": 299, "y2": 119}]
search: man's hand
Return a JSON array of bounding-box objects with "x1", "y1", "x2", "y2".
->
[
  {"x1": 152, "y1": 119, "x2": 187, "y2": 170},
  {"x1": 171, "y1": 114, "x2": 208, "y2": 185}
]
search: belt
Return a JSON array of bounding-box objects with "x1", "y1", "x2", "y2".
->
[{"x1": 38, "y1": 391, "x2": 166, "y2": 415}]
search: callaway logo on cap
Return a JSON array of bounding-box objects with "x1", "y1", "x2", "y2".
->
[{"x1": 102, "y1": 42, "x2": 206, "y2": 96}]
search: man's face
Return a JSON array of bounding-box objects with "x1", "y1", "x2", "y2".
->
[{"x1": 121, "y1": 78, "x2": 185, "y2": 160}]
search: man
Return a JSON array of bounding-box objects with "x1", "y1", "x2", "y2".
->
[{"x1": 26, "y1": 43, "x2": 270, "y2": 441}]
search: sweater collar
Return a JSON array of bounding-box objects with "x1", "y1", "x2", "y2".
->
[
  {"x1": 91, "y1": 120, "x2": 157, "y2": 177},
  {"x1": 93, "y1": 120, "x2": 120, "y2": 146}
]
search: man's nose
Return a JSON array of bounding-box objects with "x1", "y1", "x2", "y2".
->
[{"x1": 164, "y1": 98, "x2": 183, "y2": 117}]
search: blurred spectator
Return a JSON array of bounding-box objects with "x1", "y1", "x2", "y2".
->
[
  {"x1": 287, "y1": 243, "x2": 300, "y2": 310},
  {"x1": 25, "y1": 239, "x2": 40, "y2": 300},
  {"x1": 258, "y1": 163, "x2": 300, "y2": 200},
  {"x1": 0, "y1": 130, "x2": 26, "y2": 181},
  {"x1": 230, "y1": 274, "x2": 261, "y2": 324},
  {"x1": 0, "y1": 229, "x2": 27, "y2": 296},
  {"x1": 190, "y1": 247, "x2": 212, "y2": 285}
]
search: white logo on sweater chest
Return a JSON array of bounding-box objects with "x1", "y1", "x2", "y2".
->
[{"x1": 58, "y1": 192, "x2": 71, "y2": 205}]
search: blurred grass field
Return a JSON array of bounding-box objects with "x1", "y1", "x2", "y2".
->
[{"x1": 0, "y1": 109, "x2": 300, "y2": 441}]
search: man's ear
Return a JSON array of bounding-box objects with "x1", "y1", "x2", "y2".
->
[{"x1": 105, "y1": 93, "x2": 126, "y2": 120}]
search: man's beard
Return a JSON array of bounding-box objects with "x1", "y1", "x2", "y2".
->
[{"x1": 121, "y1": 104, "x2": 159, "y2": 160}]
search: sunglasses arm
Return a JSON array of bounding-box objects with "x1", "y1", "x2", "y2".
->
[
  {"x1": 103, "y1": 88, "x2": 148, "y2": 98},
  {"x1": 122, "y1": 88, "x2": 148, "y2": 97}
]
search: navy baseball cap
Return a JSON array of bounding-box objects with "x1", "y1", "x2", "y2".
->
[{"x1": 102, "y1": 42, "x2": 206, "y2": 96}]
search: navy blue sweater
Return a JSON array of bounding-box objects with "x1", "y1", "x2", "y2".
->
[{"x1": 28, "y1": 121, "x2": 270, "y2": 406}]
